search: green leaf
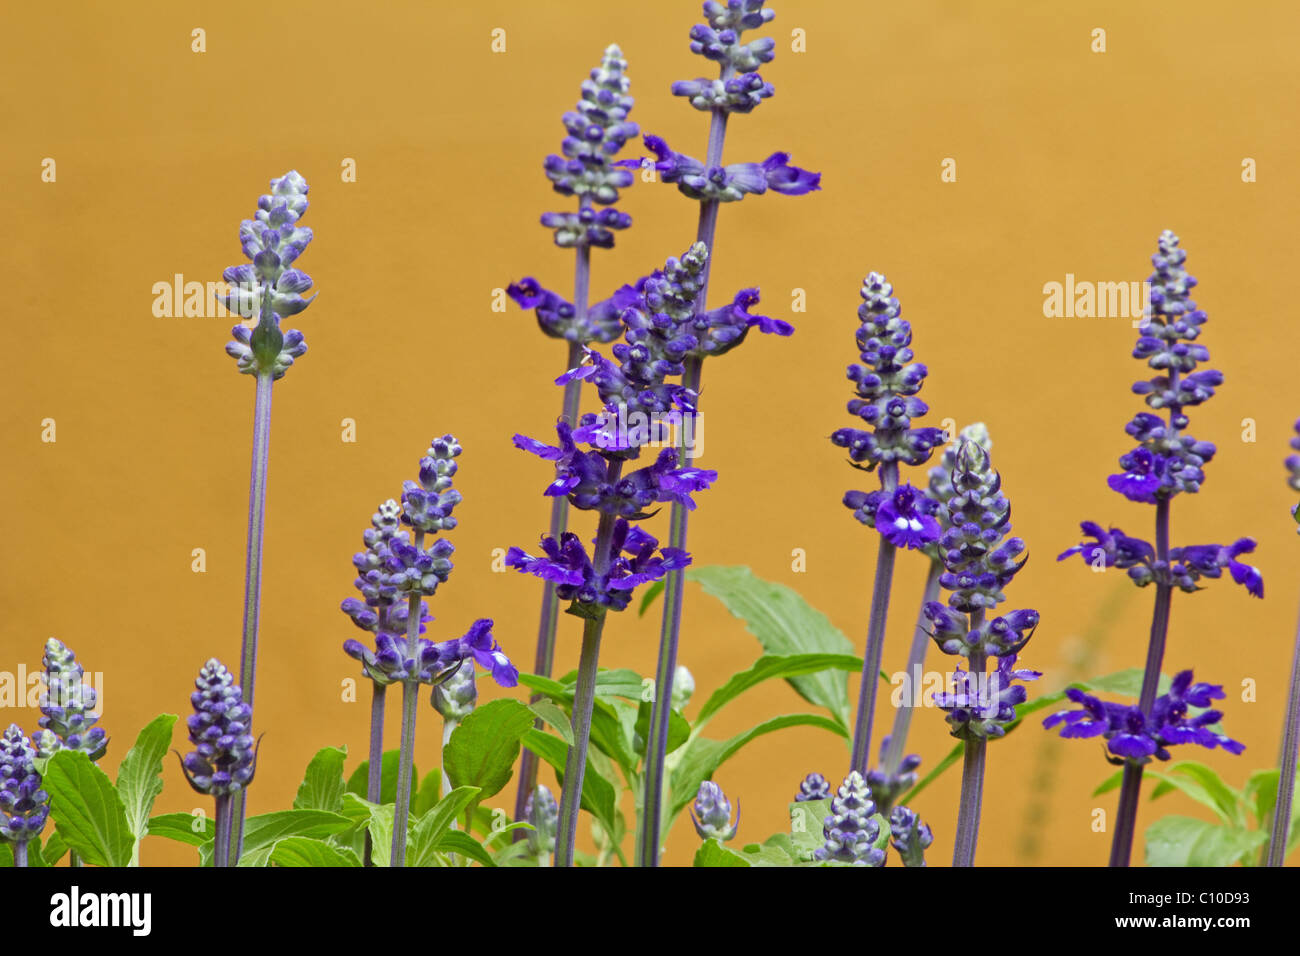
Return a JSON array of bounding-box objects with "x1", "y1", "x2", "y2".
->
[
  {"x1": 114, "y1": 714, "x2": 178, "y2": 866},
  {"x1": 789, "y1": 798, "x2": 831, "y2": 861},
  {"x1": 41, "y1": 831, "x2": 69, "y2": 867},
  {"x1": 632, "y1": 699, "x2": 691, "y2": 757},
  {"x1": 43, "y1": 749, "x2": 133, "y2": 867},
  {"x1": 269, "y1": 836, "x2": 362, "y2": 867},
  {"x1": 345, "y1": 749, "x2": 416, "y2": 805},
  {"x1": 444, "y1": 699, "x2": 536, "y2": 801},
  {"x1": 638, "y1": 580, "x2": 666, "y2": 616},
  {"x1": 408, "y1": 786, "x2": 482, "y2": 867},
  {"x1": 1147, "y1": 761, "x2": 1243, "y2": 826},
  {"x1": 1093, "y1": 770, "x2": 1124, "y2": 797},
  {"x1": 522, "y1": 727, "x2": 619, "y2": 840},
  {"x1": 147, "y1": 811, "x2": 214, "y2": 847},
  {"x1": 670, "y1": 714, "x2": 848, "y2": 819},
  {"x1": 693, "y1": 837, "x2": 751, "y2": 867},
  {"x1": 529, "y1": 700, "x2": 574, "y2": 745},
  {"x1": 695, "y1": 653, "x2": 863, "y2": 727},
  {"x1": 1244, "y1": 769, "x2": 1280, "y2": 825},
  {"x1": 293, "y1": 745, "x2": 348, "y2": 814},
  {"x1": 243, "y1": 809, "x2": 353, "y2": 851},
  {"x1": 434, "y1": 829, "x2": 498, "y2": 867},
  {"x1": 1144, "y1": 815, "x2": 1265, "y2": 867},
  {"x1": 688, "y1": 566, "x2": 856, "y2": 726},
  {"x1": 412, "y1": 768, "x2": 445, "y2": 818},
  {"x1": 340, "y1": 794, "x2": 395, "y2": 867}
]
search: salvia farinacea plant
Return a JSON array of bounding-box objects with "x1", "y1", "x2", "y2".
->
[
  {"x1": 16, "y1": 10, "x2": 1300, "y2": 880},
  {"x1": 1045, "y1": 231, "x2": 1262, "y2": 868}
]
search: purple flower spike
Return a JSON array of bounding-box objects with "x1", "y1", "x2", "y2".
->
[
  {"x1": 0, "y1": 725, "x2": 49, "y2": 847},
  {"x1": 181, "y1": 659, "x2": 256, "y2": 797}
]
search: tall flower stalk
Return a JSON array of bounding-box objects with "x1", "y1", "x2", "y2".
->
[
  {"x1": 218, "y1": 170, "x2": 315, "y2": 860},
  {"x1": 835, "y1": 274, "x2": 946, "y2": 777},
  {"x1": 925, "y1": 438, "x2": 1040, "y2": 866},
  {"x1": 340, "y1": 438, "x2": 517, "y2": 867},
  {"x1": 872, "y1": 425, "x2": 991, "y2": 813},
  {"x1": 35, "y1": 639, "x2": 108, "y2": 867},
  {"x1": 1266, "y1": 421, "x2": 1300, "y2": 866},
  {"x1": 507, "y1": 45, "x2": 640, "y2": 827},
  {"x1": 632, "y1": 0, "x2": 817, "y2": 867},
  {"x1": 1047, "y1": 230, "x2": 1261, "y2": 867},
  {"x1": 506, "y1": 245, "x2": 720, "y2": 865}
]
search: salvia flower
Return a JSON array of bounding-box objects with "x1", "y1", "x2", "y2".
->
[
  {"x1": 630, "y1": 135, "x2": 819, "y2": 202},
  {"x1": 525, "y1": 784, "x2": 559, "y2": 857},
  {"x1": 795, "y1": 771, "x2": 831, "y2": 802},
  {"x1": 505, "y1": 278, "x2": 636, "y2": 344},
  {"x1": 1043, "y1": 670, "x2": 1244, "y2": 764},
  {"x1": 35, "y1": 639, "x2": 107, "y2": 761},
  {"x1": 1287, "y1": 418, "x2": 1300, "y2": 528},
  {"x1": 690, "y1": 781, "x2": 739, "y2": 842},
  {"x1": 542, "y1": 45, "x2": 637, "y2": 220},
  {"x1": 888, "y1": 806, "x2": 933, "y2": 867},
  {"x1": 833, "y1": 273, "x2": 947, "y2": 474},
  {"x1": 222, "y1": 171, "x2": 313, "y2": 380},
  {"x1": 813, "y1": 771, "x2": 885, "y2": 867},
  {"x1": 934, "y1": 655, "x2": 1042, "y2": 740},
  {"x1": 181, "y1": 659, "x2": 256, "y2": 797},
  {"x1": 0, "y1": 725, "x2": 49, "y2": 846},
  {"x1": 431, "y1": 659, "x2": 477, "y2": 722}
]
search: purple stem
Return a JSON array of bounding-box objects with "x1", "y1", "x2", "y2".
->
[
  {"x1": 850, "y1": 462, "x2": 901, "y2": 774},
  {"x1": 879, "y1": 560, "x2": 943, "y2": 793},
  {"x1": 229, "y1": 367, "x2": 274, "y2": 865},
  {"x1": 553, "y1": 461, "x2": 623, "y2": 867},
  {"x1": 13, "y1": 842, "x2": 27, "y2": 868},
  {"x1": 390, "y1": 529, "x2": 425, "y2": 867},
  {"x1": 515, "y1": 190, "x2": 594, "y2": 830},
  {"x1": 1266, "y1": 597, "x2": 1300, "y2": 866},
  {"x1": 635, "y1": 64, "x2": 733, "y2": 869},
  {"x1": 515, "y1": 336, "x2": 586, "y2": 833},
  {"x1": 213, "y1": 794, "x2": 232, "y2": 868},
  {"x1": 1109, "y1": 496, "x2": 1172, "y2": 867},
  {"x1": 952, "y1": 613, "x2": 987, "y2": 868},
  {"x1": 364, "y1": 681, "x2": 386, "y2": 866}
]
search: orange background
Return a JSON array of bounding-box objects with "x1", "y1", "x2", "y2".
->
[{"x1": 2, "y1": 0, "x2": 1297, "y2": 866}]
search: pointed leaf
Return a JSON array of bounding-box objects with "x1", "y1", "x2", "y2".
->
[
  {"x1": 293, "y1": 745, "x2": 348, "y2": 813},
  {"x1": 269, "y1": 836, "x2": 362, "y2": 867},
  {"x1": 444, "y1": 699, "x2": 536, "y2": 801},
  {"x1": 115, "y1": 714, "x2": 178, "y2": 865},
  {"x1": 687, "y1": 566, "x2": 855, "y2": 726},
  {"x1": 43, "y1": 749, "x2": 133, "y2": 867}
]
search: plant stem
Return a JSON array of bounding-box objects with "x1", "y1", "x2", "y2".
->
[
  {"x1": 638, "y1": 356, "x2": 704, "y2": 867},
  {"x1": 553, "y1": 461, "x2": 622, "y2": 868},
  {"x1": 878, "y1": 560, "x2": 943, "y2": 805},
  {"x1": 229, "y1": 368, "x2": 274, "y2": 865},
  {"x1": 213, "y1": 795, "x2": 232, "y2": 869},
  {"x1": 951, "y1": 609, "x2": 987, "y2": 867},
  {"x1": 1109, "y1": 496, "x2": 1172, "y2": 867},
  {"x1": 442, "y1": 718, "x2": 458, "y2": 802},
  {"x1": 635, "y1": 78, "x2": 732, "y2": 867},
  {"x1": 364, "y1": 681, "x2": 386, "y2": 866},
  {"x1": 515, "y1": 338, "x2": 586, "y2": 832},
  {"x1": 1267, "y1": 596, "x2": 1300, "y2": 866},
  {"x1": 13, "y1": 842, "x2": 27, "y2": 868},
  {"x1": 850, "y1": 462, "x2": 901, "y2": 775},
  {"x1": 390, "y1": 530, "x2": 425, "y2": 868},
  {"x1": 553, "y1": 613, "x2": 605, "y2": 868}
]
